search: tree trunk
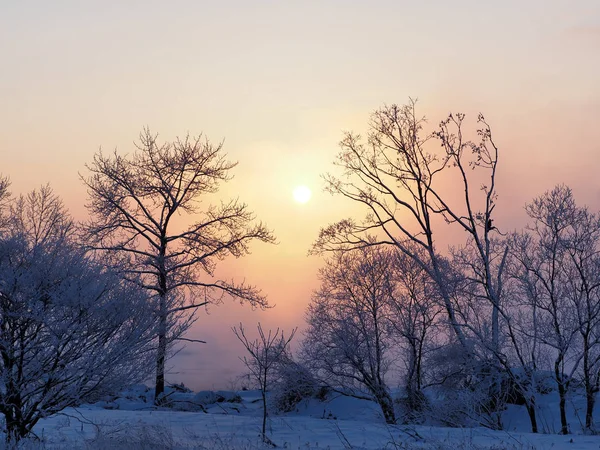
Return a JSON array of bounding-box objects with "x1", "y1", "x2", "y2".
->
[
  {"x1": 431, "y1": 256, "x2": 468, "y2": 351},
  {"x1": 585, "y1": 388, "x2": 595, "y2": 431},
  {"x1": 154, "y1": 239, "x2": 169, "y2": 404},
  {"x1": 553, "y1": 358, "x2": 569, "y2": 434},
  {"x1": 583, "y1": 338, "x2": 595, "y2": 431},
  {"x1": 5, "y1": 417, "x2": 18, "y2": 446},
  {"x1": 487, "y1": 245, "x2": 507, "y2": 356},
  {"x1": 154, "y1": 328, "x2": 167, "y2": 402},
  {"x1": 416, "y1": 336, "x2": 424, "y2": 391},
  {"x1": 491, "y1": 302, "x2": 499, "y2": 356},
  {"x1": 3, "y1": 392, "x2": 29, "y2": 445},
  {"x1": 375, "y1": 388, "x2": 396, "y2": 424},
  {"x1": 261, "y1": 374, "x2": 268, "y2": 442},
  {"x1": 406, "y1": 339, "x2": 418, "y2": 398},
  {"x1": 154, "y1": 294, "x2": 168, "y2": 404},
  {"x1": 5, "y1": 415, "x2": 27, "y2": 447},
  {"x1": 558, "y1": 381, "x2": 569, "y2": 434},
  {"x1": 525, "y1": 398, "x2": 538, "y2": 433}
]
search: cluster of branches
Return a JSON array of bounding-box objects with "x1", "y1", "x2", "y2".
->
[{"x1": 304, "y1": 101, "x2": 600, "y2": 434}]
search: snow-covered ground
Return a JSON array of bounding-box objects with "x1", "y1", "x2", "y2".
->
[{"x1": 13, "y1": 387, "x2": 600, "y2": 449}]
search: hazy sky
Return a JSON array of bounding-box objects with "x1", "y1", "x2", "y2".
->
[{"x1": 1, "y1": 1, "x2": 599, "y2": 389}]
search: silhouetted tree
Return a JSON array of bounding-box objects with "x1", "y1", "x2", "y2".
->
[{"x1": 83, "y1": 129, "x2": 275, "y2": 402}]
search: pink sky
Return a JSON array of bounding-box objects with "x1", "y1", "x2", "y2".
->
[{"x1": 1, "y1": 1, "x2": 599, "y2": 389}]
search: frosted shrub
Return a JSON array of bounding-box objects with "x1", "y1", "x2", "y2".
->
[{"x1": 271, "y1": 359, "x2": 317, "y2": 413}]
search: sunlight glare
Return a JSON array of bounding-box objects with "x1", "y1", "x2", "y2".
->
[{"x1": 292, "y1": 185, "x2": 312, "y2": 204}]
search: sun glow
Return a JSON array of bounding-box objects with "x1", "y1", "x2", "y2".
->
[{"x1": 292, "y1": 185, "x2": 312, "y2": 204}]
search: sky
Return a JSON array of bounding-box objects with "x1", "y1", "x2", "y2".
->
[{"x1": 1, "y1": 1, "x2": 599, "y2": 390}]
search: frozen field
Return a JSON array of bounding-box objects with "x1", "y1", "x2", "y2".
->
[{"x1": 14, "y1": 388, "x2": 600, "y2": 449}]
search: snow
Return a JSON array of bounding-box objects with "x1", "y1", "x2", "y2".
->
[{"x1": 11, "y1": 387, "x2": 600, "y2": 449}]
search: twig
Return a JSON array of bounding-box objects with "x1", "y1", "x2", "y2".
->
[{"x1": 333, "y1": 421, "x2": 353, "y2": 449}]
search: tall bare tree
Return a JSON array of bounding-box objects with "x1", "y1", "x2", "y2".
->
[
  {"x1": 83, "y1": 128, "x2": 275, "y2": 402},
  {"x1": 313, "y1": 100, "x2": 505, "y2": 356}
]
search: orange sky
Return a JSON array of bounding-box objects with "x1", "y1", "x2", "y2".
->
[{"x1": 1, "y1": 1, "x2": 599, "y2": 389}]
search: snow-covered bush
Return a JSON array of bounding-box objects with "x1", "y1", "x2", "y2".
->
[
  {"x1": 425, "y1": 346, "x2": 511, "y2": 429},
  {"x1": 169, "y1": 382, "x2": 192, "y2": 393},
  {"x1": 0, "y1": 186, "x2": 156, "y2": 444},
  {"x1": 396, "y1": 388, "x2": 430, "y2": 424},
  {"x1": 193, "y1": 390, "x2": 242, "y2": 405},
  {"x1": 271, "y1": 359, "x2": 317, "y2": 413}
]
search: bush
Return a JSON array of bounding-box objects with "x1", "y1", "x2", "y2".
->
[
  {"x1": 426, "y1": 348, "x2": 509, "y2": 429},
  {"x1": 396, "y1": 388, "x2": 430, "y2": 424},
  {"x1": 314, "y1": 385, "x2": 331, "y2": 402},
  {"x1": 0, "y1": 186, "x2": 156, "y2": 444},
  {"x1": 168, "y1": 382, "x2": 192, "y2": 393},
  {"x1": 271, "y1": 360, "x2": 317, "y2": 413},
  {"x1": 193, "y1": 390, "x2": 242, "y2": 405}
]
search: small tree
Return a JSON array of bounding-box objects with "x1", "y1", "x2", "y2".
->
[
  {"x1": 83, "y1": 129, "x2": 275, "y2": 402},
  {"x1": 0, "y1": 186, "x2": 156, "y2": 444},
  {"x1": 302, "y1": 246, "x2": 397, "y2": 424},
  {"x1": 511, "y1": 186, "x2": 582, "y2": 434},
  {"x1": 233, "y1": 323, "x2": 296, "y2": 444},
  {"x1": 559, "y1": 194, "x2": 600, "y2": 431}
]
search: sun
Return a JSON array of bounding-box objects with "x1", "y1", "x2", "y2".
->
[{"x1": 292, "y1": 185, "x2": 312, "y2": 204}]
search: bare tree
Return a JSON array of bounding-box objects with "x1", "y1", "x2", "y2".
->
[
  {"x1": 302, "y1": 246, "x2": 397, "y2": 424},
  {"x1": 313, "y1": 100, "x2": 505, "y2": 356},
  {"x1": 0, "y1": 186, "x2": 156, "y2": 444},
  {"x1": 560, "y1": 199, "x2": 600, "y2": 431},
  {"x1": 491, "y1": 238, "x2": 547, "y2": 433},
  {"x1": 82, "y1": 129, "x2": 275, "y2": 402},
  {"x1": 511, "y1": 186, "x2": 582, "y2": 434},
  {"x1": 233, "y1": 323, "x2": 296, "y2": 444}
]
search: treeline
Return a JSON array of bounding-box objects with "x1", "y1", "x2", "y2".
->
[{"x1": 295, "y1": 187, "x2": 600, "y2": 434}]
